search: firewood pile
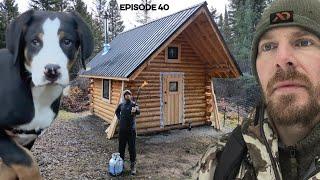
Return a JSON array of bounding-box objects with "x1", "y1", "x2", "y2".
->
[{"x1": 60, "y1": 78, "x2": 90, "y2": 112}]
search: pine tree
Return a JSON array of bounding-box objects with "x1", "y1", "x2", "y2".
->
[
  {"x1": 251, "y1": 0, "x2": 273, "y2": 29},
  {"x1": 136, "y1": 0, "x2": 152, "y2": 24},
  {"x1": 71, "y1": 0, "x2": 89, "y2": 18},
  {"x1": 0, "y1": 10, "x2": 6, "y2": 49},
  {"x1": 227, "y1": 0, "x2": 243, "y2": 46},
  {"x1": 222, "y1": 6, "x2": 232, "y2": 46},
  {"x1": 226, "y1": 0, "x2": 252, "y2": 72},
  {"x1": 233, "y1": 0, "x2": 255, "y2": 73},
  {"x1": 210, "y1": 6, "x2": 223, "y2": 37},
  {"x1": 92, "y1": 0, "x2": 108, "y2": 52},
  {"x1": 0, "y1": 0, "x2": 19, "y2": 48},
  {"x1": 214, "y1": 0, "x2": 273, "y2": 101},
  {"x1": 210, "y1": 6, "x2": 220, "y2": 24},
  {"x1": 53, "y1": 0, "x2": 69, "y2": 12},
  {"x1": 217, "y1": 14, "x2": 223, "y2": 32},
  {"x1": 71, "y1": 0, "x2": 95, "y2": 28},
  {"x1": 93, "y1": 0, "x2": 107, "y2": 25},
  {"x1": 225, "y1": 0, "x2": 272, "y2": 73},
  {"x1": 106, "y1": 0, "x2": 124, "y2": 41},
  {"x1": 2, "y1": 0, "x2": 18, "y2": 23},
  {"x1": 92, "y1": 0, "x2": 124, "y2": 50},
  {"x1": 68, "y1": 0, "x2": 95, "y2": 79},
  {"x1": 29, "y1": 0, "x2": 60, "y2": 11}
]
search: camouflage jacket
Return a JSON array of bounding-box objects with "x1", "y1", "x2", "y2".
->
[{"x1": 191, "y1": 111, "x2": 320, "y2": 180}]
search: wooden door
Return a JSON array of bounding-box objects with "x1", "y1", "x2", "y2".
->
[{"x1": 163, "y1": 74, "x2": 184, "y2": 126}]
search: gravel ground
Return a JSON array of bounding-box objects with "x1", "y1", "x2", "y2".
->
[{"x1": 31, "y1": 111, "x2": 229, "y2": 180}]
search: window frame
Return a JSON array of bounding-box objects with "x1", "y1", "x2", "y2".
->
[
  {"x1": 165, "y1": 44, "x2": 181, "y2": 63},
  {"x1": 169, "y1": 81, "x2": 179, "y2": 92},
  {"x1": 102, "y1": 79, "x2": 111, "y2": 103}
]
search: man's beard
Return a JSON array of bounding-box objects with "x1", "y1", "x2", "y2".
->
[{"x1": 264, "y1": 68, "x2": 320, "y2": 126}]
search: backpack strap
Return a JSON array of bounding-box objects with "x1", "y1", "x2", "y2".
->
[{"x1": 214, "y1": 126, "x2": 247, "y2": 180}]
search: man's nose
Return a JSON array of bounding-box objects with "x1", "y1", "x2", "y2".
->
[
  {"x1": 44, "y1": 64, "x2": 61, "y2": 82},
  {"x1": 274, "y1": 43, "x2": 296, "y2": 69}
]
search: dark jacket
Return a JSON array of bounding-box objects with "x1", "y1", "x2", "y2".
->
[
  {"x1": 191, "y1": 108, "x2": 320, "y2": 180},
  {"x1": 115, "y1": 100, "x2": 140, "y2": 131}
]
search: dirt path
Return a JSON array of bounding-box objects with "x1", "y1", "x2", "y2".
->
[{"x1": 32, "y1": 111, "x2": 226, "y2": 179}]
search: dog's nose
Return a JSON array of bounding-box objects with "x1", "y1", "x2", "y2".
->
[{"x1": 44, "y1": 64, "x2": 61, "y2": 82}]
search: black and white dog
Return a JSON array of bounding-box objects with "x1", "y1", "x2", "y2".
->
[{"x1": 0, "y1": 10, "x2": 93, "y2": 179}]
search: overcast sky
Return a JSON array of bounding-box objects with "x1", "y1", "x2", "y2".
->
[{"x1": 12, "y1": 0, "x2": 229, "y2": 30}]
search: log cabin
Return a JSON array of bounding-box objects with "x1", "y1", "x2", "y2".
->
[{"x1": 80, "y1": 2, "x2": 241, "y2": 138}]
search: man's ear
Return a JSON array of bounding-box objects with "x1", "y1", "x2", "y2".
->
[
  {"x1": 69, "y1": 11, "x2": 94, "y2": 70},
  {"x1": 6, "y1": 10, "x2": 34, "y2": 65}
]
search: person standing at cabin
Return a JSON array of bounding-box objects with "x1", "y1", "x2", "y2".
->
[{"x1": 115, "y1": 89, "x2": 140, "y2": 175}]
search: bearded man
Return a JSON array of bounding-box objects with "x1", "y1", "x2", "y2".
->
[{"x1": 192, "y1": 0, "x2": 320, "y2": 179}]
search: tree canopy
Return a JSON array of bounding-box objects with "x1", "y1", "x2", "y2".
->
[
  {"x1": 0, "y1": 0, "x2": 19, "y2": 48},
  {"x1": 210, "y1": 0, "x2": 274, "y2": 104}
]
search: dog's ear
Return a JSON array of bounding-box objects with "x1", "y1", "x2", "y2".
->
[
  {"x1": 69, "y1": 11, "x2": 94, "y2": 70},
  {"x1": 6, "y1": 10, "x2": 34, "y2": 65}
]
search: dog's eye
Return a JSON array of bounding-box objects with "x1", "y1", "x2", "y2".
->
[
  {"x1": 31, "y1": 39, "x2": 40, "y2": 47},
  {"x1": 63, "y1": 39, "x2": 72, "y2": 47}
]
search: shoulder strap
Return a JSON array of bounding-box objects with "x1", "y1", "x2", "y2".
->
[{"x1": 214, "y1": 126, "x2": 247, "y2": 180}]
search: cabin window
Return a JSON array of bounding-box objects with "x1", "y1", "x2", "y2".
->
[
  {"x1": 168, "y1": 47, "x2": 178, "y2": 59},
  {"x1": 169, "y1": 81, "x2": 178, "y2": 92},
  {"x1": 102, "y1": 79, "x2": 111, "y2": 101},
  {"x1": 166, "y1": 44, "x2": 181, "y2": 62}
]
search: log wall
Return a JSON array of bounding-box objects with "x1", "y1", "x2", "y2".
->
[
  {"x1": 127, "y1": 33, "x2": 211, "y2": 133},
  {"x1": 90, "y1": 33, "x2": 216, "y2": 134},
  {"x1": 90, "y1": 79, "x2": 123, "y2": 124}
]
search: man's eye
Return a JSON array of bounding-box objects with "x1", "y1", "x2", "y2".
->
[
  {"x1": 31, "y1": 39, "x2": 40, "y2": 47},
  {"x1": 295, "y1": 39, "x2": 313, "y2": 47},
  {"x1": 261, "y1": 43, "x2": 277, "y2": 52}
]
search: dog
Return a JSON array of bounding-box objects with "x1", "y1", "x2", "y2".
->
[{"x1": 0, "y1": 10, "x2": 93, "y2": 179}]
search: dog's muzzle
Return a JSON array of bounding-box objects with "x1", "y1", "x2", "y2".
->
[{"x1": 44, "y1": 64, "x2": 61, "y2": 82}]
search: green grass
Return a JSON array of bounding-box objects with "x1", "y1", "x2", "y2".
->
[
  {"x1": 57, "y1": 110, "x2": 76, "y2": 121},
  {"x1": 57, "y1": 110, "x2": 90, "y2": 121}
]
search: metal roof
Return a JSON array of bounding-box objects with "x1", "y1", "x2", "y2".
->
[{"x1": 81, "y1": 2, "x2": 205, "y2": 78}]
